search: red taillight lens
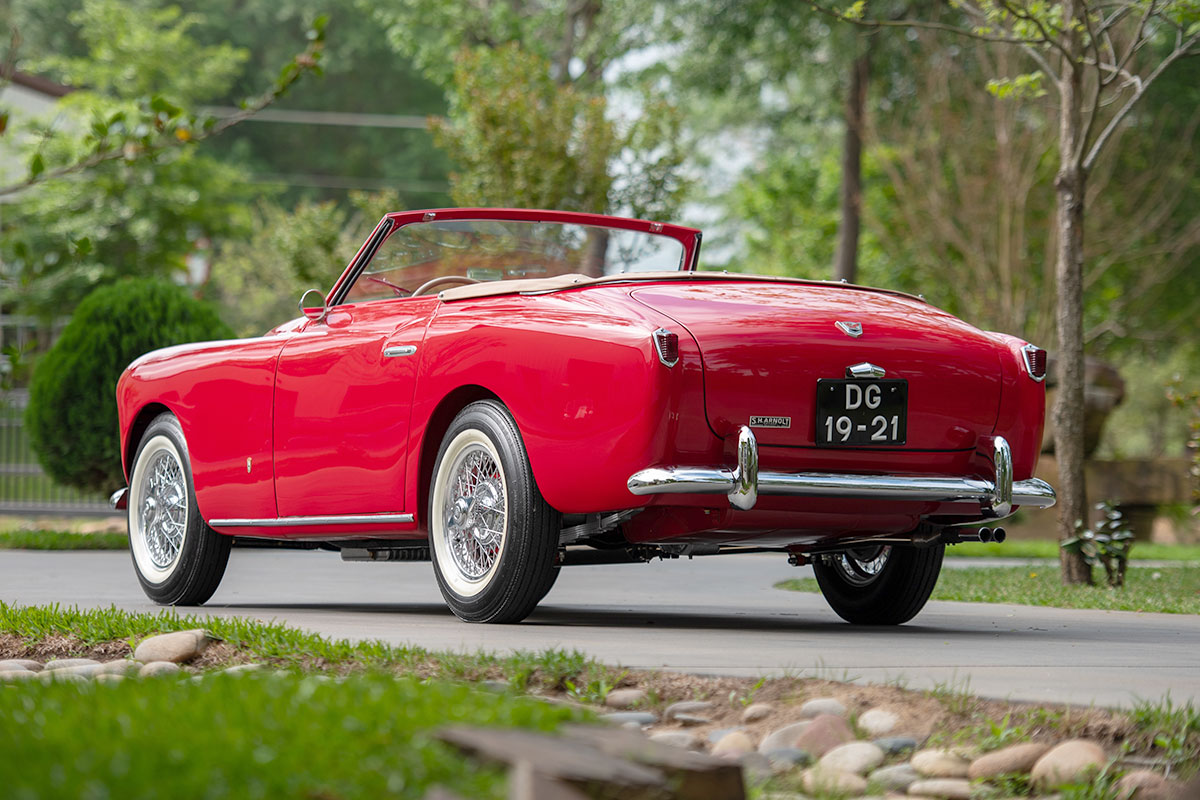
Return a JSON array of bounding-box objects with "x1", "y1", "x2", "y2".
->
[
  {"x1": 652, "y1": 328, "x2": 679, "y2": 367},
  {"x1": 1023, "y1": 345, "x2": 1047, "y2": 381}
]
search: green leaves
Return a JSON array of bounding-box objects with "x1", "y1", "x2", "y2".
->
[{"x1": 986, "y1": 72, "x2": 1048, "y2": 99}]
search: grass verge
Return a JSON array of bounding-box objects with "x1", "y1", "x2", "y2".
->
[
  {"x1": 776, "y1": 565, "x2": 1200, "y2": 614},
  {"x1": 945, "y1": 539, "x2": 1200, "y2": 561},
  {"x1": 0, "y1": 601, "x2": 600, "y2": 690},
  {"x1": 0, "y1": 671, "x2": 581, "y2": 799},
  {"x1": 0, "y1": 530, "x2": 128, "y2": 549}
]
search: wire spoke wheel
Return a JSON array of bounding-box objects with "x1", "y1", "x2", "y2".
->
[
  {"x1": 429, "y1": 401, "x2": 560, "y2": 624},
  {"x1": 828, "y1": 545, "x2": 892, "y2": 587},
  {"x1": 444, "y1": 446, "x2": 508, "y2": 582},
  {"x1": 127, "y1": 413, "x2": 231, "y2": 606},
  {"x1": 140, "y1": 450, "x2": 189, "y2": 570},
  {"x1": 813, "y1": 542, "x2": 944, "y2": 625}
]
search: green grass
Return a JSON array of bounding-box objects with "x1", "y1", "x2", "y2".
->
[
  {"x1": 0, "y1": 671, "x2": 582, "y2": 800},
  {"x1": 776, "y1": 565, "x2": 1200, "y2": 614},
  {"x1": 0, "y1": 530, "x2": 128, "y2": 549},
  {"x1": 0, "y1": 602, "x2": 599, "y2": 690},
  {"x1": 945, "y1": 539, "x2": 1200, "y2": 561}
]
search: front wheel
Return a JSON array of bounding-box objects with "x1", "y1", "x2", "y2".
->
[
  {"x1": 127, "y1": 413, "x2": 231, "y2": 605},
  {"x1": 428, "y1": 400, "x2": 560, "y2": 623},
  {"x1": 812, "y1": 543, "x2": 944, "y2": 625}
]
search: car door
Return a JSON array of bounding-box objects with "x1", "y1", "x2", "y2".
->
[{"x1": 272, "y1": 295, "x2": 437, "y2": 518}]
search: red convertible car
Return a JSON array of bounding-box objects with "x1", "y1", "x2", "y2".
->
[{"x1": 113, "y1": 208, "x2": 1055, "y2": 625}]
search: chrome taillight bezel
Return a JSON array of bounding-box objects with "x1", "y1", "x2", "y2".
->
[
  {"x1": 1021, "y1": 344, "x2": 1047, "y2": 382},
  {"x1": 652, "y1": 328, "x2": 679, "y2": 367}
]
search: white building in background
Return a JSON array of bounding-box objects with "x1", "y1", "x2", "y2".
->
[{"x1": 0, "y1": 71, "x2": 73, "y2": 190}]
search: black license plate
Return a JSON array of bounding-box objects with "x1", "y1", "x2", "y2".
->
[{"x1": 816, "y1": 379, "x2": 907, "y2": 446}]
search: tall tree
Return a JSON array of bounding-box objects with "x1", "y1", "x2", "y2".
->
[
  {"x1": 0, "y1": 0, "x2": 325, "y2": 312},
  {"x1": 811, "y1": 0, "x2": 1200, "y2": 583},
  {"x1": 374, "y1": 0, "x2": 686, "y2": 217}
]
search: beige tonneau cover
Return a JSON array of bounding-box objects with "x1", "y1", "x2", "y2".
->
[{"x1": 438, "y1": 270, "x2": 927, "y2": 304}]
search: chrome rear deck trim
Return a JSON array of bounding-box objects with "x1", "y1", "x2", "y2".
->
[{"x1": 627, "y1": 427, "x2": 1056, "y2": 516}]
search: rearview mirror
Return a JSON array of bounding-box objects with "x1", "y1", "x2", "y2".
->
[{"x1": 299, "y1": 288, "x2": 328, "y2": 321}]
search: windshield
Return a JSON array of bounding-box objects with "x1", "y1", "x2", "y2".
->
[{"x1": 342, "y1": 218, "x2": 685, "y2": 304}]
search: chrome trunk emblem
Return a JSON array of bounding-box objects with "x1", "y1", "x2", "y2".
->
[{"x1": 835, "y1": 321, "x2": 863, "y2": 338}]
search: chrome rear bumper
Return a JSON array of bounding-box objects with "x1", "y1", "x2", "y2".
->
[{"x1": 626, "y1": 427, "x2": 1056, "y2": 517}]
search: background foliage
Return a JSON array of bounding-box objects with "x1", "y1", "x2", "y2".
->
[{"x1": 26, "y1": 279, "x2": 232, "y2": 492}]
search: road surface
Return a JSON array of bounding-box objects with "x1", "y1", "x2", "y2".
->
[{"x1": 2, "y1": 549, "x2": 1196, "y2": 708}]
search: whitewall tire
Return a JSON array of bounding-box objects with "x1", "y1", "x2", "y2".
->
[
  {"x1": 428, "y1": 401, "x2": 559, "y2": 623},
  {"x1": 127, "y1": 413, "x2": 231, "y2": 605}
]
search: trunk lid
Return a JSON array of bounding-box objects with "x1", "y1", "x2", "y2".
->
[{"x1": 632, "y1": 282, "x2": 1003, "y2": 451}]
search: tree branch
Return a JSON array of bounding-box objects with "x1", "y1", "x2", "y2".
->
[
  {"x1": 0, "y1": 29, "x2": 324, "y2": 199},
  {"x1": 802, "y1": 1, "x2": 1046, "y2": 46},
  {"x1": 1083, "y1": 30, "x2": 1200, "y2": 170}
]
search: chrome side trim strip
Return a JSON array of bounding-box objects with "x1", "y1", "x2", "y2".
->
[
  {"x1": 383, "y1": 345, "x2": 417, "y2": 358},
  {"x1": 627, "y1": 427, "x2": 1056, "y2": 516},
  {"x1": 209, "y1": 513, "x2": 415, "y2": 527}
]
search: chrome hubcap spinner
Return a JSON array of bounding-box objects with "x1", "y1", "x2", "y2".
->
[
  {"x1": 140, "y1": 451, "x2": 187, "y2": 570},
  {"x1": 443, "y1": 445, "x2": 506, "y2": 581}
]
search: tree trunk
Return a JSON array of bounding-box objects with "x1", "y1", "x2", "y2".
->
[
  {"x1": 833, "y1": 42, "x2": 871, "y2": 283},
  {"x1": 1053, "y1": 19, "x2": 1092, "y2": 585}
]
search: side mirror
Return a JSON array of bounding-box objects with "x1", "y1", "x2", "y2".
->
[{"x1": 299, "y1": 288, "x2": 327, "y2": 321}]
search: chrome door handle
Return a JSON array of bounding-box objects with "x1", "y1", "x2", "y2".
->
[{"x1": 383, "y1": 345, "x2": 417, "y2": 358}]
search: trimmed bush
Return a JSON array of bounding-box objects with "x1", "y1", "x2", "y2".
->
[{"x1": 26, "y1": 279, "x2": 233, "y2": 493}]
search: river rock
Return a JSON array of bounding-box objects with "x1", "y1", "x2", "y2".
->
[
  {"x1": 139, "y1": 661, "x2": 183, "y2": 678},
  {"x1": 712, "y1": 730, "x2": 755, "y2": 759},
  {"x1": 758, "y1": 722, "x2": 812, "y2": 753},
  {"x1": 868, "y1": 762, "x2": 921, "y2": 791},
  {"x1": 742, "y1": 702, "x2": 774, "y2": 723},
  {"x1": 801, "y1": 766, "x2": 867, "y2": 796},
  {"x1": 968, "y1": 742, "x2": 1053, "y2": 779},
  {"x1": 55, "y1": 663, "x2": 105, "y2": 677},
  {"x1": 649, "y1": 731, "x2": 699, "y2": 750},
  {"x1": 664, "y1": 700, "x2": 714, "y2": 719},
  {"x1": 857, "y1": 707, "x2": 899, "y2": 737},
  {"x1": 600, "y1": 711, "x2": 657, "y2": 727},
  {"x1": 874, "y1": 736, "x2": 919, "y2": 755},
  {"x1": 96, "y1": 660, "x2": 142, "y2": 676},
  {"x1": 1114, "y1": 769, "x2": 1176, "y2": 800},
  {"x1": 674, "y1": 714, "x2": 712, "y2": 726},
  {"x1": 43, "y1": 658, "x2": 100, "y2": 671},
  {"x1": 1031, "y1": 740, "x2": 1106, "y2": 788},
  {"x1": 0, "y1": 670, "x2": 37, "y2": 681},
  {"x1": 222, "y1": 663, "x2": 263, "y2": 675},
  {"x1": 709, "y1": 727, "x2": 745, "y2": 744},
  {"x1": 38, "y1": 670, "x2": 88, "y2": 682},
  {"x1": 911, "y1": 748, "x2": 972, "y2": 778},
  {"x1": 133, "y1": 630, "x2": 211, "y2": 664},
  {"x1": 908, "y1": 778, "x2": 974, "y2": 799},
  {"x1": 0, "y1": 659, "x2": 42, "y2": 672},
  {"x1": 799, "y1": 697, "x2": 847, "y2": 719},
  {"x1": 94, "y1": 674, "x2": 125, "y2": 684},
  {"x1": 764, "y1": 748, "x2": 812, "y2": 772},
  {"x1": 604, "y1": 687, "x2": 647, "y2": 708},
  {"x1": 792, "y1": 714, "x2": 855, "y2": 758},
  {"x1": 816, "y1": 741, "x2": 885, "y2": 775}
]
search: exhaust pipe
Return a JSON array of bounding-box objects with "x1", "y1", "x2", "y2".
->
[{"x1": 942, "y1": 526, "x2": 1006, "y2": 545}]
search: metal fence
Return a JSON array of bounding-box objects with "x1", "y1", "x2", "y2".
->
[{"x1": 0, "y1": 390, "x2": 116, "y2": 517}]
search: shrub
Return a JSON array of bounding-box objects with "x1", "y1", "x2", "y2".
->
[{"x1": 26, "y1": 279, "x2": 233, "y2": 493}]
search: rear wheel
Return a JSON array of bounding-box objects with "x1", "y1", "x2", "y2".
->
[
  {"x1": 812, "y1": 543, "x2": 943, "y2": 625},
  {"x1": 127, "y1": 413, "x2": 231, "y2": 605},
  {"x1": 428, "y1": 401, "x2": 560, "y2": 623}
]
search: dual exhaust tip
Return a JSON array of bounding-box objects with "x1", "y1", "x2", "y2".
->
[{"x1": 945, "y1": 526, "x2": 1007, "y2": 544}]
